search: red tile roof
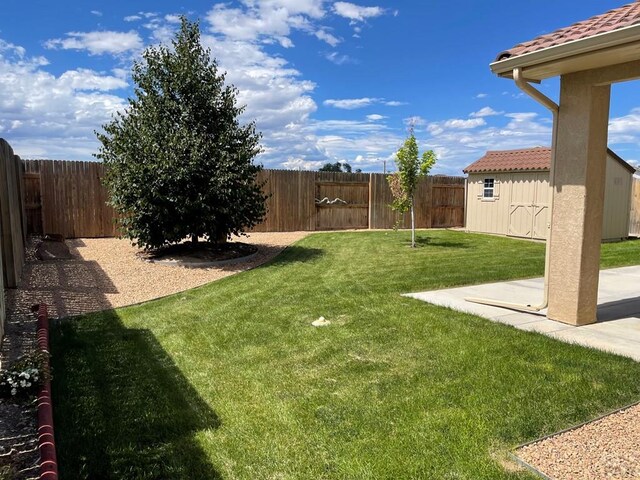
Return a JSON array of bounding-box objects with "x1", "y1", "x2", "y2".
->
[
  {"x1": 496, "y1": 2, "x2": 640, "y2": 61},
  {"x1": 463, "y1": 147, "x2": 551, "y2": 173},
  {"x1": 463, "y1": 147, "x2": 635, "y2": 174}
]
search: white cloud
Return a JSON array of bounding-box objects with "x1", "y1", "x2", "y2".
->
[
  {"x1": 333, "y1": 2, "x2": 385, "y2": 21},
  {"x1": 207, "y1": 5, "x2": 294, "y2": 43},
  {"x1": 0, "y1": 39, "x2": 26, "y2": 58},
  {"x1": 366, "y1": 114, "x2": 386, "y2": 121},
  {"x1": 315, "y1": 29, "x2": 340, "y2": 46},
  {"x1": 0, "y1": 42, "x2": 127, "y2": 159},
  {"x1": 281, "y1": 158, "x2": 325, "y2": 170},
  {"x1": 475, "y1": 93, "x2": 488, "y2": 98},
  {"x1": 470, "y1": 106, "x2": 503, "y2": 118},
  {"x1": 45, "y1": 31, "x2": 143, "y2": 56},
  {"x1": 124, "y1": 15, "x2": 142, "y2": 22},
  {"x1": 325, "y1": 51, "x2": 352, "y2": 65},
  {"x1": 323, "y1": 97, "x2": 404, "y2": 109},
  {"x1": 90, "y1": 10, "x2": 102, "y2": 17},
  {"x1": 442, "y1": 118, "x2": 486, "y2": 129},
  {"x1": 609, "y1": 107, "x2": 640, "y2": 144},
  {"x1": 165, "y1": 14, "x2": 182, "y2": 24},
  {"x1": 58, "y1": 69, "x2": 128, "y2": 91},
  {"x1": 421, "y1": 111, "x2": 554, "y2": 174},
  {"x1": 324, "y1": 97, "x2": 376, "y2": 109}
]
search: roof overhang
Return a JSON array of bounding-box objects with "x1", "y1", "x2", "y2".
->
[{"x1": 491, "y1": 23, "x2": 640, "y2": 81}]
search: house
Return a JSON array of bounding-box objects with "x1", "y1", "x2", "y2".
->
[
  {"x1": 463, "y1": 147, "x2": 635, "y2": 241},
  {"x1": 489, "y1": 1, "x2": 640, "y2": 325}
]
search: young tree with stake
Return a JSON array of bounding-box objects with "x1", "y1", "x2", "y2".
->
[{"x1": 387, "y1": 129, "x2": 437, "y2": 247}]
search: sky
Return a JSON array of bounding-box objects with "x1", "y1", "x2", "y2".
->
[{"x1": 2, "y1": 0, "x2": 640, "y2": 175}]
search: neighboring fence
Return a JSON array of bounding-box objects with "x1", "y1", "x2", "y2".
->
[
  {"x1": 23, "y1": 160, "x2": 117, "y2": 238},
  {"x1": 0, "y1": 139, "x2": 27, "y2": 340},
  {"x1": 631, "y1": 176, "x2": 640, "y2": 237},
  {"x1": 21, "y1": 160, "x2": 465, "y2": 237}
]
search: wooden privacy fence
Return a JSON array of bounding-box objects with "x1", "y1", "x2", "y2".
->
[
  {"x1": 23, "y1": 160, "x2": 117, "y2": 238},
  {"x1": 0, "y1": 138, "x2": 27, "y2": 340},
  {"x1": 21, "y1": 160, "x2": 466, "y2": 237},
  {"x1": 248, "y1": 170, "x2": 465, "y2": 232},
  {"x1": 631, "y1": 176, "x2": 640, "y2": 237}
]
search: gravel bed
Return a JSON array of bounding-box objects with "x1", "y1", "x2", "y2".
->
[
  {"x1": 517, "y1": 403, "x2": 640, "y2": 479},
  {"x1": 9, "y1": 232, "x2": 308, "y2": 319},
  {"x1": 0, "y1": 241, "x2": 41, "y2": 480}
]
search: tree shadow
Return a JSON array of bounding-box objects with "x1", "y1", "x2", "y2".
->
[
  {"x1": 8, "y1": 238, "x2": 118, "y2": 320},
  {"x1": 413, "y1": 237, "x2": 471, "y2": 249},
  {"x1": 262, "y1": 245, "x2": 325, "y2": 266},
  {"x1": 51, "y1": 311, "x2": 222, "y2": 480}
]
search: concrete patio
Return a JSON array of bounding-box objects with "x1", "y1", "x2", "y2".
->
[{"x1": 404, "y1": 265, "x2": 640, "y2": 361}]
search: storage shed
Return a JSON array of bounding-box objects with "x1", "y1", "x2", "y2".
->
[{"x1": 464, "y1": 147, "x2": 635, "y2": 241}]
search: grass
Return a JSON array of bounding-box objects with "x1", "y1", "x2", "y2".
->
[{"x1": 51, "y1": 231, "x2": 640, "y2": 479}]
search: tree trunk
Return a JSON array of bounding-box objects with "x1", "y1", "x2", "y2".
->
[
  {"x1": 410, "y1": 199, "x2": 415, "y2": 248},
  {"x1": 191, "y1": 234, "x2": 198, "y2": 245},
  {"x1": 215, "y1": 231, "x2": 227, "y2": 244}
]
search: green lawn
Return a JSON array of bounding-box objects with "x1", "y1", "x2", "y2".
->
[{"x1": 51, "y1": 231, "x2": 640, "y2": 479}]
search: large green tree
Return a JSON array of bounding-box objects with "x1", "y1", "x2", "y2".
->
[
  {"x1": 387, "y1": 129, "x2": 436, "y2": 247},
  {"x1": 319, "y1": 161, "x2": 360, "y2": 173},
  {"x1": 96, "y1": 18, "x2": 266, "y2": 250}
]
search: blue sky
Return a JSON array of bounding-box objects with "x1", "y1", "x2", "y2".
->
[{"x1": 1, "y1": 0, "x2": 640, "y2": 174}]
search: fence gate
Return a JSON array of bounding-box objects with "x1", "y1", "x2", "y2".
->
[
  {"x1": 315, "y1": 180, "x2": 369, "y2": 230},
  {"x1": 23, "y1": 172, "x2": 43, "y2": 235},
  {"x1": 430, "y1": 184, "x2": 465, "y2": 227}
]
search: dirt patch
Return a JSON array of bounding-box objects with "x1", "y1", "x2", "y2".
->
[{"x1": 517, "y1": 403, "x2": 640, "y2": 479}]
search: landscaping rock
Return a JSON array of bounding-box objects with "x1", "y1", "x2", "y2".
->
[{"x1": 312, "y1": 316, "x2": 331, "y2": 327}]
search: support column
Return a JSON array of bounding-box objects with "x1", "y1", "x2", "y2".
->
[{"x1": 547, "y1": 71, "x2": 611, "y2": 325}]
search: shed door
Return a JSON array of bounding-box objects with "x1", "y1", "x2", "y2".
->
[
  {"x1": 532, "y1": 175, "x2": 549, "y2": 240},
  {"x1": 508, "y1": 173, "x2": 537, "y2": 238},
  {"x1": 508, "y1": 173, "x2": 549, "y2": 239}
]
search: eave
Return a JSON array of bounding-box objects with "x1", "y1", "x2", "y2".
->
[{"x1": 490, "y1": 23, "x2": 640, "y2": 81}]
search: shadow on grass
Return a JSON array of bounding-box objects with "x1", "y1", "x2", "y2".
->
[
  {"x1": 51, "y1": 311, "x2": 221, "y2": 480},
  {"x1": 265, "y1": 245, "x2": 325, "y2": 266},
  {"x1": 412, "y1": 236, "x2": 470, "y2": 249}
]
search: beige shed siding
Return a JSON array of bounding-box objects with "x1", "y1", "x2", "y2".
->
[
  {"x1": 466, "y1": 153, "x2": 632, "y2": 240},
  {"x1": 602, "y1": 156, "x2": 632, "y2": 240},
  {"x1": 465, "y1": 173, "x2": 511, "y2": 235}
]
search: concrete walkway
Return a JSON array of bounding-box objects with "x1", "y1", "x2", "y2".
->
[{"x1": 404, "y1": 265, "x2": 640, "y2": 361}]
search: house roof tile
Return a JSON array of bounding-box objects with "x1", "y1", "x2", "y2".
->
[{"x1": 496, "y1": 2, "x2": 640, "y2": 62}]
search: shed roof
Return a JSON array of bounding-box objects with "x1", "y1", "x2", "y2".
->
[
  {"x1": 496, "y1": 2, "x2": 640, "y2": 62},
  {"x1": 463, "y1": 147, "x2": 635, "y2": 174}
]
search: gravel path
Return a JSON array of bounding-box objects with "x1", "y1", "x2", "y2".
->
[{"x1": 517, "y1": 403, "x2": 640, "y2": 479}]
